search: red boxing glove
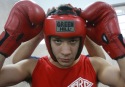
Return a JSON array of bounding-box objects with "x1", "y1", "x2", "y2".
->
[
  {"x1": 0, "y1": 0, "x2": 45, "y2": 57},
  {"x1": 80, "y1": 1, "x2": 125, "y2": 59}
]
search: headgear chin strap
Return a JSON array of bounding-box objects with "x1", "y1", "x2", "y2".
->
[{"x1": 43, "y1": 14, "x2": 86, "y2": 61}]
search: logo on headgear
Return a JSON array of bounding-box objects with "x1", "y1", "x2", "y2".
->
[{"x1": 56, "y1": 20, "x2": 75, "y2": 32}]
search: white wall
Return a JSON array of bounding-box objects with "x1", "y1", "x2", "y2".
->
[{"x1": 35, "y1": 0, "x2": 125, "y2": 12}]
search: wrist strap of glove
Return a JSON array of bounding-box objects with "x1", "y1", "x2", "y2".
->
[
  {"x1": 0, "y1": 31, "x2": 21, "y2": 58},
  {"x1": 103, "y1": 34, "x2": 125, "y2": 60}
]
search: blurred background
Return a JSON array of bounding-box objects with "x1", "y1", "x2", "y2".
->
[{"x1": 0, "y1": 0, "x2": 125, "y2": 87}]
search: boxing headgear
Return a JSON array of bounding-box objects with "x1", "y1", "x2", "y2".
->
[{"x1": 43, "y1": 5, "x2": 86, "y2": 61}]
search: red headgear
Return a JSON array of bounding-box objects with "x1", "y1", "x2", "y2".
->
[{"x1": 43, "y1": 14, "x2": 86, "y2": 61}]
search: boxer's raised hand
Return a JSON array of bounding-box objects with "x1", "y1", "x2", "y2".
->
[
  {"x1": 0, "y1": 0, "x2": 45, "y2": 57},
  {"x1": 80, "y1": 1, "x2": 125, "y2": 59}
]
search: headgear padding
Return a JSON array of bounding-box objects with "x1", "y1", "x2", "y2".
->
[
  {"x1": 44, "y1": 4, "x2": 86, "y2": 61},
  {"x1": 43, "y1": 14, "x2": 86, "y2": 61}
]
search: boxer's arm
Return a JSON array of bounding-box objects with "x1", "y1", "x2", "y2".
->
[
  {"x1": 90, "y1": 56, "x2": 125, "y2": 86},
  {"x1": 85, "y1": 36, "x2": 106, "y2": 59},
  {"x1": 0, "y1": 53, "x2": 35, "y2": 86},
  {"x1": 81, "y1": 1, "x2": 125, "y2": 86},
  {"x1": 12, "y1": 32, "x2": 43, "y2": 64},
  {"x1": 117, "y1": 57, "x2": 125, "y2": 81},
  {"x1": 0, "y1": 54, "x2": 6, "y2": 69},
  {"x1": 0, "y1": 0, "x2": 45, "y2": 86}
]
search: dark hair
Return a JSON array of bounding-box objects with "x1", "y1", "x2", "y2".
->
[{"x1": 47, "y1": 4, "x2": 81, "y2": 17}]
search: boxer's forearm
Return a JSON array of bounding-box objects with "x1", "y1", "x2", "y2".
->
[
  {"x1": 12, "y1": 32, "x2": 44, "y2": 63},
  {"x1": 0, "y1": 54, "x2": 6, "y2": 69},
  {"x1": 117, "y1": 57, "x2": 125, "y2": 81},
  {"x1": 85, "y1": 36, "x2": 106, "y2": 58}
]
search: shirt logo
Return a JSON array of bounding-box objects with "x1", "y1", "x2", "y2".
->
[
  {"x1": 68, "y1": 77, "x2": 93, "y2": 87},
  {"x1": 56, "y1": 20, "x2": 75, "y2": 32}
]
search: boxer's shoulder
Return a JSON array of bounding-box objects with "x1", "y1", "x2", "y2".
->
[
  {"x1": 89, "y1": 57, "x2": 110, "y2": 73},
  {"x1": 15, "y1": 58, "x2": 38, "y2": 74}
]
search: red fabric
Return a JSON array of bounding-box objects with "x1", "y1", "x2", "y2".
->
[{"x1": 32, "y1": 55, "x2": 97, "y2": 87}]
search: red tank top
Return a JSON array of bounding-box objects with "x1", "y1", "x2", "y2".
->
[{"x1": 32, "y1": 55, "x2": 97, "y2": 87}]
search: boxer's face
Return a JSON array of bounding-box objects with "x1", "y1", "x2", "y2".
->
[{"x1": 50, "y1": 36, "x2": 80, "y2": 68}]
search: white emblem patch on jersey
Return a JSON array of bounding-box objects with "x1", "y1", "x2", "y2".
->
[{"x1": 68, "y1": 77, "x2": 93, "y2": 87}]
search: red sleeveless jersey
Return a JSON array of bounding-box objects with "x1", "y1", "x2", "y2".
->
[{"x1": 32, "y1": 55, "x2": 97, "y2": 87}]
